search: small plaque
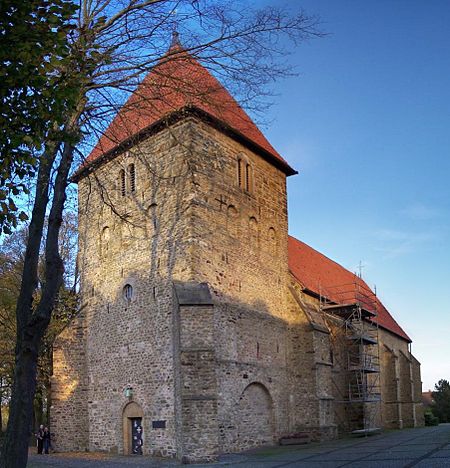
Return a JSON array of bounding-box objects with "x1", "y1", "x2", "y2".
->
[{"x1": 152, "y1": 420, "x2": 166, "y2": 429}]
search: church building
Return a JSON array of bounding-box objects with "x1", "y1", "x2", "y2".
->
[{"x1": 51, "y1": 38, "x2": 423, "y2": 462}]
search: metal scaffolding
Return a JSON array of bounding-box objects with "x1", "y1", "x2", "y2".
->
[{"x1": 320, "y1": 281, "x2": 381, "y2": 435}]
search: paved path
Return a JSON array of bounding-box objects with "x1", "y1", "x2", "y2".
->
[{"x1": 27, "y1": 424, "x2": 450, "y2": 467}]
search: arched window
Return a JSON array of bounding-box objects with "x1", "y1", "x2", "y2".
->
[
  {"x1": 123, "y1": 284, "x2": 133, "y2": 301},
  {"x1": 101, "y1": 226, "x2": 110, "y2": 257},
  {"x1": 227, "y1": 204, "x2": 238, "y2": 218},
  {"x1": 128, "y1": 163, "x2": 136, "y2": 193},
  {"x1": 236, "y1": 155, "x2": 253, "y2": 193},
  {"x1": 237, "y1": 158, "x2": 244, "y2": 188},
  {"x1": 267, "y1": 227, "x2": 277, "y2": 255},
  {"x1": 119, "y1": 162, "x2": 137, "y2": 196},
  {"x1": 268, "y1": 227, "x2": 276, "y2": 241},
  {"x1": 120, "y1": 169, "x2": 126, "y2": 197},
  {"x1": 148, "y1": 202, "x2": 158, "y2": 233},
  {"x1": 245, "y1": 163, "x2": 253, "y2": 192}
]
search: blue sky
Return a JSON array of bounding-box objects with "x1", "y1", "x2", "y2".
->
[{"x1": 262, "y1": 0, "x2": 450, "y2": 390}]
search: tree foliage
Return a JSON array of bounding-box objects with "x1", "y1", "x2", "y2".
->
[
  {"x1": 0, "y1": 216, "x2": 78, "y2": 433},
  {"x1": 432, "y1": 379, "x2": 450, "y2": 423},
  {"x1": 0, "y1": 247, "x2": 17, "y2": 433},
  {"x1": 0, "y1": 0, "x2": 78, "y2": 234}
]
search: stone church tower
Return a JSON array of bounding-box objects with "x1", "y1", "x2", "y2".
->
[{"x1": 51, "y1": 39, "x2": 423, "y2": 462}]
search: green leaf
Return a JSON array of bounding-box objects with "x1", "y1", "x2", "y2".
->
[{"x1": 18, "y1": 211, "x2": 29, "y2": 222}]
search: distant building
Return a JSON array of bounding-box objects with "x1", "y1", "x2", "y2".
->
[
  {"x1": 51, "y1": 38, "x2": 424, "y2": 462},
  {"x1": 422, "y1": 391, "x2": 434, "y2": 408}
]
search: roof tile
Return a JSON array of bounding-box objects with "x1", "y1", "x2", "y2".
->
[
  {"x1": 84, "y1": 44, "x2": 293, "y2": 173},
  {"x1": 288, "y1": 235, "x2": 411, "y2": 342}
]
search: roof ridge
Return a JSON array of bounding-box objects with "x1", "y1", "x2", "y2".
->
[
  {"x1": 288, "y1": 235, "x2": 361, "y2": 282},
  {"x1": 287, "y1": 234, "x2": 411, "y2": 342}
]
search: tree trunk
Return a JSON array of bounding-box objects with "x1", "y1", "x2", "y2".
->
[
  {"x1": 0, "y1": 139, "x2": 76, "y2": 468},
  {"x1": 1, "y1": 339, "x2": 40, "y2": 467},
  {"x1": 0, "y1": 147, "x2": 57, "y2": 467}
]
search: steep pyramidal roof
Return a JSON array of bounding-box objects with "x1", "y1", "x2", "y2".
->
[
  {"x1": 288, "y1": 235, "x2": 411, "y2": 342},
  {"x1": 80, "y1": 41, "x2": 295, "y2": 177}
]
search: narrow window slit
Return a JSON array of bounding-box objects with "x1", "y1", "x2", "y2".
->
[
  {"x1": 245, "y1": 163, "x2": 251, "y2": 191},
  {"x1": 129, "y1": 163, "x2": 136, "y2": 193},
  {"x1": 120, "y1": 169, "x2": 126, "y2": 197},
  {"x1": 237, "y1": 159, "x2": 243, "y2": 188}
]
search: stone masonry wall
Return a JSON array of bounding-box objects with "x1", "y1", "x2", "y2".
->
[
  {"x1": 285, "y1": 283, "x2": 336, "y2": 440},
  {"x1": 214, "y1": 302, "x2": 290, "y2": 453},
  {"x1": 289, "y1": 288, "x2": 424, "y2": 435},
  {"x1": 51, "y1": 311, "x2": 88, "y2": 451},
  {"x1": 380, "y1": 343, "x2": 399, "y2": 428},
  {"x1": 378, "y1": 328, "x2": 423, "y2": 429},
  {"x1": 159, "y1": 118, "x2": 301, "y2": 457},
  {"x1": 73, "y1": 120, "x2": 201, "y2": 456},
  {"x1": 411, "y1": 355, "x2": 425, "y2": 426},
  {"x1": 174, "y1": 119, "x2": 332, "y2": 449},
  {"x1": 173, "y1": 282, "x2": 219, "y2": 462},
  {"x1": 185, "y1": 119, "x2": 290, "y2": 317},
  {"x1": 399, "y1": 351, "x2": 414, "y2": 427}
]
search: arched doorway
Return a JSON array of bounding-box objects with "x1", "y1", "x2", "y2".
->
[
  {"x1": 238, "y1": 383, "x2": 275, "y2": 448},
  {"x1": 122, "y1": 402, "x2": 144, "y2": 455}
]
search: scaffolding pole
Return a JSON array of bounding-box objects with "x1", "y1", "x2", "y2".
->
[{"x1": 320, "y1": 280, "x2": 381, "y2": 435}]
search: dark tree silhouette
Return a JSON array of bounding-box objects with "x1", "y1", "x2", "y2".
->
[{"x1": 432, "y1": 379, "x2": 450, "y2": 423}]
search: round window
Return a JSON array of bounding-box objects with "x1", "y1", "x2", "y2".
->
[{"x1": 123, "y1": 284, "x2": 133, "y2": 301}]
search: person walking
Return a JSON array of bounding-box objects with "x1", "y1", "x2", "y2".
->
[
  {"x1": 36, "y1": 424, "x2": 44, "y2": 454},
  {"x1": 43, "y1": 427, "x2": 51, "y2": 454}
]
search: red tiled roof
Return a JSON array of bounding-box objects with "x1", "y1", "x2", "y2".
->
[
  {"x1": 288, "y1": 235, "x2": 411, "y2": 342},
  {"x1": 81, "y1": 43, "x2": 294, "y2": 175},
  {"x1": 422, "y1": 391, "x2": 434, "y2": 407}
]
